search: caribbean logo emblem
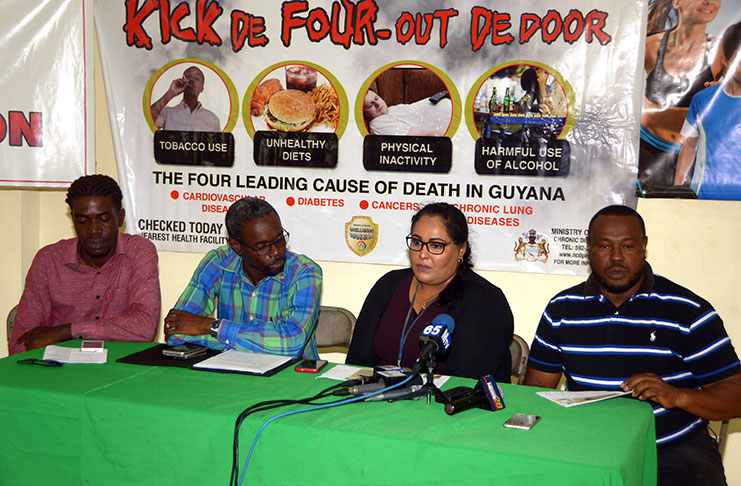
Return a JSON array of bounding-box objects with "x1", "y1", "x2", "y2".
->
[{"x1": 345, "y1": 216, "x2": 379, "y2": 257}]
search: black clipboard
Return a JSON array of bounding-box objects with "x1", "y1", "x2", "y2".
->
[{"x1": 116, "y1": 343, "x2": 221, "y2": 368}]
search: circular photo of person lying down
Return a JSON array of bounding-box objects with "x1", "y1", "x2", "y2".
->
[
  {"x1": 356, "y1": 61, "x2": 461, "y2": 137},
  {"x1": 243, "y1": 62, "x2": 349, "y2": 138}
]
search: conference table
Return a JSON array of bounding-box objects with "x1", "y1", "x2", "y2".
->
[{"x1": 1, "y1": 341, "x2": 657, "y2": 485}]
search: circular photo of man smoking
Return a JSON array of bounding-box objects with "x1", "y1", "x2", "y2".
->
[{"x1": 145, "y1": 59, "x2": 238, "y2": 133}]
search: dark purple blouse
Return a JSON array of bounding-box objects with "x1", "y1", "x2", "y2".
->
[{"x1": 372, "y1": 272, "x2": 449, "y2": 373}]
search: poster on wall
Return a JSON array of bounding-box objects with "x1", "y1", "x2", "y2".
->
[
  {"x1": 0, "y1": 0, "x2": 94, "y2": 188},
  {"x1": 96, "y1": 0, "x2": 647, "y2": 275},
  {"x1": 637, "y1": 0, "x2": 741, "y2": 200}
]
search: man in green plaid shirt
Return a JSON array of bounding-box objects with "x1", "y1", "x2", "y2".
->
[{"x1": 164, "y1": 197, "x2": 322, "y2": 358}]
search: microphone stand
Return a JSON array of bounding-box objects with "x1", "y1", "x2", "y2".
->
[{"x1": 420, "y1": 356, "x2": 447, "y2": 405}]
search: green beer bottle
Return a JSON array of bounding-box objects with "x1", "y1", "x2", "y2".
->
[{"x1": 489, "y1": 86, "x2": 498, "y2": 113}]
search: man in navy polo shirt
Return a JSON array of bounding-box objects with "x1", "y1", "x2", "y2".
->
[{"x1": 525, "y1": 205, "x2": 741, "y2": 486}]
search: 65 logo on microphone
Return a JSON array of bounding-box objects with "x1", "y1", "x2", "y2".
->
[{"x1": 422, "y1": 324, "x2": 451, "y2": 350}]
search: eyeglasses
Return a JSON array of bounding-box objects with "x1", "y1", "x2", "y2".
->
[
  {"x1": 17, "y1": 358, "x2": 64, "y2": 367},
  {"x1": 406, "y1": 235, "x2": 451, "y2": 255},
  {"x1": 243, "y1": 229, "x2": 290, "y2": 256}
]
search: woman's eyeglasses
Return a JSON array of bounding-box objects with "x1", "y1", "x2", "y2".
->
[{"x1": 406, "y1": 235, "x2": 451, "y2": 255}]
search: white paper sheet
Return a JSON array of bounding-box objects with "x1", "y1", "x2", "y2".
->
[
  {"x1": 537, "y1": 390, "x2": 632, "y2": 407},
  {"x1": 192, "y1": 349, "x2": 292, "y2": 374},
  {"x1": 43, "y1": 345, "x2": 108, "y2": 364}
]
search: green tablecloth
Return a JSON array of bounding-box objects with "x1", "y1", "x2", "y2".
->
[{"x1": 1, "y1": 341, "x2": 656, "y2": 485}]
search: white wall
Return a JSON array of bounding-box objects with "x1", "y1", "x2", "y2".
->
[{"x1": 1, "y1": 35, "x2": 738, "y2": 481}]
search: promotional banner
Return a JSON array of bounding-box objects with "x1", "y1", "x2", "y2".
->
[
  {"x1": 0, "y1": 0, "x2": 94, "y2": 188},
  {"x1": 96, "y1": 0, "x2": 647, "y2": 274},
  {"x1": 637, "y1": 0, "x2": 741, "y2": 200}
]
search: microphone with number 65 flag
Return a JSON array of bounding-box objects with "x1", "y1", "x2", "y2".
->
[{"x1": 412, "y1": 314, "x2": 456, "y2": 375}]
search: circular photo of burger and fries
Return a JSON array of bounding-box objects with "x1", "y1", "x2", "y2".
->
[{"x1": 249, "y1": 64, "x2": 340, "y2": 133}]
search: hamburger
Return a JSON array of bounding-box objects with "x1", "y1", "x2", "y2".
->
[{"x1": 264, "y1": 89, "x2": 316, "y2": 132}]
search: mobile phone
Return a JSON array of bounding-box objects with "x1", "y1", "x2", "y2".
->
[
  {"x1": 428, "y1": 90, "x2": 449, "y2": 104},
  {"x1": 81, "y1": 340, "x2": 105, "y2": 352},
  {"x1": 294, "y1": 359, "x2": 328, "y2": 373},
  {"x1": 161, "y1": 343, "x2": 207, "y2": 359},
  {"x1": 503, "y1": 413, "x2": 541, "y2": 430}
]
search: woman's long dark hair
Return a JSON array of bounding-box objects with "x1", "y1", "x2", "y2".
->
[
  {"x1": 410, "y1": 202, "x2": 472, "y2": 305},
  {"x1": 647, "y1": 0, "x2": 678, "y2": 35}
]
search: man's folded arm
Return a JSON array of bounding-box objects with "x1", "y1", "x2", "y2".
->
[
  {"x1": 696, "y1": 373, "x2": 741, "y2": 419},
  {"x1": 9, "y1": 253, "x2": 56, "y2": 354},
  {"x1": 524, "y1": 368, "x2": 562, "y2": 389},
  {"x1": 523, "y1": 319, "x2": 563, "y2": 389},
  {"x1": 174, "y1": 249, "x2": 222, "y2": 317},
  {"x1": 220, "y1": 264, "x2": 322, "y2": 356}
]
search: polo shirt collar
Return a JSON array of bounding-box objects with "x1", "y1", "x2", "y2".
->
[{"x1": 584, "y1": 262, "x2": 656, "y2": 297}]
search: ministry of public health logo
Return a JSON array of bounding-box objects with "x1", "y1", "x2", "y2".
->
[
  {"x1": 514, "y1": 228, "x2": 550, "y2": 263},
  {"x1": 345, "y1": 216, "x2": 378, "y2": 257}
]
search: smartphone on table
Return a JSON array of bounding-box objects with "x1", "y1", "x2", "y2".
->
[
  {"x1": 81, "y1": 340, "x2": 105, "y2": 351},
  {"x1": 161, "y1": 343, "x2": 208, "y2": 359},
  {"x1": 503, "y1": 413, "x2": 541, "y2": 430},
  {"x1": 294, "y1": 359, "x2": 328, "y2": 373}
]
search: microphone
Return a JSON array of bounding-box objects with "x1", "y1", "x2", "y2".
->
[
  {"x1": 333, "y1": 381, "x2": 386, "y2": 397},
  {"x1": 445, "y1": 392, "x2": 485, "y2": 415},
  {"x1": 412, "y1": 313, "x2": 456, "y2": 375},
  {"x1": 443, "y1": 375, "x2": 506, "y2": 415},
  {"x1": 364, "y1": 385, "x2": 428, "y2": 402},
  {"x1": 334, "y1": 374, "x2": 423, "y2": 396}
]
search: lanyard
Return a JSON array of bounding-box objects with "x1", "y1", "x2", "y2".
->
[{"x1": 397, "y1": 280, "x2": 437, "y2": 367}]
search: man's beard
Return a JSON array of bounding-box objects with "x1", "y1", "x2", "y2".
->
[
  {"x1": 593, "y1": 264, "x2": 645, "y2": 294},
  {"x1": 263, "y1": 258, "x2": 285, "y2": 276}
]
